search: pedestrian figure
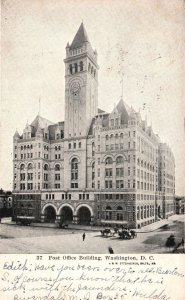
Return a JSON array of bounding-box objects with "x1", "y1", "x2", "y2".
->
[
  {"x1": 108, "y1": 246, "x2": 114, "y2": 254},
  {"x1": 82, "y1": 233, "x2": 86, "y2": 241}
]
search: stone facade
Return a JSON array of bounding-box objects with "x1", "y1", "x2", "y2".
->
[{"x1": 12, "y1": 23, "x2": 175, "y2": 228}]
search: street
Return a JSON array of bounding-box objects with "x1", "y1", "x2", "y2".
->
[{"x1": 0, "y1": 214, "x2": 184, "y2": 254}]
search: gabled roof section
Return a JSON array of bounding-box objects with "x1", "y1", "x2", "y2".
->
[
  {"x1": 109, "y1": 99, "x2": 136, "y2": 125},
  {"x1": 31, "y1": 115, "x2": 54, "y2": 130},
  {"x1": 98, "y1": 108, "x2": 107, "y2": 114},
  {"x1": 70, "y1": 22, "x2": 90, "y2": 49}
]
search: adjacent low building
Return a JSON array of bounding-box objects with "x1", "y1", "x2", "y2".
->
[
  {"x1": 12, "y1": 23, "x2": 175, "y2": 228},
  {"x1": 0, "y1": 189, "x2": 13, "y2": 218}
]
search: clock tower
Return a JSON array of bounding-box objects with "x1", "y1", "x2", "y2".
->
[{"x1": 64, "y1": 23, "x2": 99, "y2": 138}]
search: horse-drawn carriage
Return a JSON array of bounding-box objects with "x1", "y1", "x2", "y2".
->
[
  {"x1": 118, "y1": 229, "x2": 137, "y2": 239},
  {"x1": 100, "y1": 227, "x2": 137, "y2": 239}
]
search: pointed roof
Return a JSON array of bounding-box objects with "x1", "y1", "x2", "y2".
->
[
  {"x1": 70, "y1": 23, "x2": 90, "y2": 49},
  {"x1": 31, "y1": 114, "x2": 54, "y2": 130},
  {"x1": 14, "y1": 129, "x2": 20, "y2": 138},
  {"x1": 109, "y1": 99, "x2": 136, "y2": 125}
]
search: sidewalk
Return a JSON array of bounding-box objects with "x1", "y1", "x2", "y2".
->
[{"x1": 1, "y1": 214, "x2": 183, "y2": 233}]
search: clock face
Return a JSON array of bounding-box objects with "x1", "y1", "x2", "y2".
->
[{"x1": 71, "y1": 81, "x2": 80, "y2": 93}]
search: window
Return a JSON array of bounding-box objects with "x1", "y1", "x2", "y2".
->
[
  {"x1": 116, "y1": 168, "x2": 124, "y2": 177},
  {"x1": 69, "y1": 143, "x2": 71, "y2": 149},
  {"x1": 116, "y1": 180, "x2": 124, "y2": 189},
  {"x1": 105, "y1": 168, "x2": 112, "y2": 177},
  {"x1": 92, "y1": 162, "x2": 95, "y2": 181},
  {"x1": 55, "y1": 174, "x2": 60, "y2": 180},
  {"x1": 27, "y1": 183, "x2": 33, "y2": 190},
  {"x1": 80, "y1": 61, "x2": 83, "y2": 71},
  {"x1": 27, "y1": 173, "x2": 33, "y2": 180},
  {"x1": 44, "y1": 173, "x2": 48, "y2": 181},
  {"x1": 20, "y1": 164, "x2": 25, "y2": 170},
  {"x1": 79, "y1": 142, "x2": 81, "y2": 148},
  {"x1": 116, "y1": 156, "x2": 124, "y2": 164},
  {"x1": 69, "y1": 64, "x2": 72, "y2": 74},
  {"x1": 98, "y1": 181, "x2": 100, "y2": 189},
  {"x1": 28, "y1": 163, "x2": 33, "y2": 170},
  {"x1": 20, "y1": 173, "x2": 25, "y2": 181},
  {"x1": 55, "y1": 164, "x2": 60, "y2": 171},
  {"x1": 74, "y1": 63, "x2": 78, "y2": 73},
  {"x1": 105, "y1": 157, "x2": 113, "y2": 165},
  {"x1": 105, "y1": 180, "x2": 112, "y2": 189},
  {"x1": 71, "y1": 158, "x2": 78, "y2": 188},
  {"x1": 44, "y1": 164, "x2": 48, "y2": 171}
]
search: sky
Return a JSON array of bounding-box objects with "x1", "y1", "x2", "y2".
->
[{"x1": 1, "y1": 0, "x2": 185, "y2": 194}]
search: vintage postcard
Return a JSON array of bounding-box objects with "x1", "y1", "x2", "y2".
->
[{"x1": 0, "y1": 0, "x2": 185, "y2": 299}]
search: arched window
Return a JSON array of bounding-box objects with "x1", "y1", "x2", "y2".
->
[
  {"x1": 116, "y1": 156, "x2": 124, "y2": 164},
  {"x1": 105, "y1": 157, "x2": 113, "y2": 165},
  {"x1": 117, "y1": 206, "x2": 123, "y2": 210},
  {"x1": 105, "y1": 135, "x2": 109, "y2": 141},
  {"x1": 71, "y1": 158, "x2": 78, "y2": 188},
  {"x1": 55, "y1": 164, "x2": 60, "y2": 171},
  {"x1": 44, "y1": 164, "x2": 48, "y2": 171},
  {"x1": 74, "y1": 63, "x2": 78, "y2": 73},
  {"x1": 80, "y1": 61, "x2": 83, "y2": 71},
  {"x1": 106, "y1": 206, "x2": 112, "y2": 210},
  {"x1": 91, "y1": 66, "x2": 94, "y2": 74},
  {"x1": 28, "y1": 163, "x2": 33, "y2": 170},
  {"x1": 120, "y1": 133, "x2": 123, "y2": 139},
  {"x1": 69, "y1": 64, "x2": 72, "y2": 74},
  {"x1": 20, "y1": 164, "x2": 25, "y2": 170}
]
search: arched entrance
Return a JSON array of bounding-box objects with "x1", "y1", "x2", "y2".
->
[
  {"x1": 60, "y1": 206, "x2": 73, "y2": 224},
  {"x1": 77, "y1": 206, "x2": 91, "y2": 225},
  {"x1": 44, "y1": 206, "x2": 56, "y2": 223}
]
